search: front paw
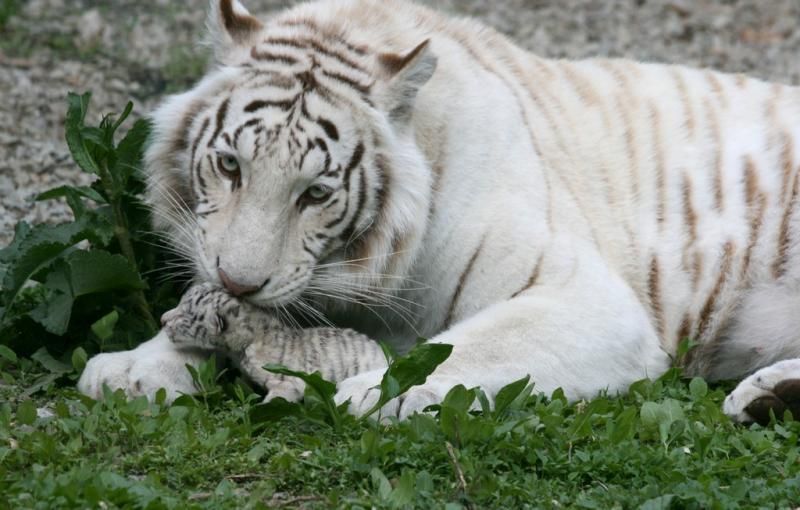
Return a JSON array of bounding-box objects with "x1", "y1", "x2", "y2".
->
[
  {"x1": 334, "y1": 370, "x2": 457, "y2": 421},
  {"x1": 77, "y1": 332, "x2": 206, "y2": 403},
  {"x1": 162, "y1": 283, "x2": 230, "y2": 348}
]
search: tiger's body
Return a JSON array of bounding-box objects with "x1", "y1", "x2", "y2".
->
[{"x1": 78, "y1": 0, "x2": 800, "y2": 423}]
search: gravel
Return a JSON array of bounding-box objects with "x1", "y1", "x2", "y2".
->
[{"x1": 2, "y1": 0, "x2": 800, "y2": 247}]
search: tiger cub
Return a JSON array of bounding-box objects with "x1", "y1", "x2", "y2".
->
[{"x1": 161, "y1": 283, "x2": 387, "y2": 402}]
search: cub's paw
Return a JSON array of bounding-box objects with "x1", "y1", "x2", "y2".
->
[
  {"x1": 161, "y1": 283, "x2": 235, "y2": 349},
  {"x1": 334, "y1": 370, "x2": 459, "y2": 421},
  {"x1": 77, "y1": 331, "x2": 207, "y2": 403},
  {"x1": 724, "y1": 359, "x2": 800, "y2": 425}
]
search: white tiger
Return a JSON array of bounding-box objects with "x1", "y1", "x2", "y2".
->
[{"x1": 78, "y1": 0, "x2": 800, "y2": 424}]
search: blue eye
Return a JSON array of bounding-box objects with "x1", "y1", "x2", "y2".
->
[
  {"x1": 306, "y1": 184, "x2": 331, "y2": 201},
  {"x1": 217, "y1": 153, "x2": 240, "y2": 178}
]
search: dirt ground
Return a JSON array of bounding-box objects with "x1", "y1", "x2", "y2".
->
[{"x1": 2, "y1": 0, "x2": 800, "y2": 247}]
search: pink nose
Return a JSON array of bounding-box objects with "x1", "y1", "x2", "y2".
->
[{"x1": 218, "y1": 267, "x2": 262, "y2": 297}]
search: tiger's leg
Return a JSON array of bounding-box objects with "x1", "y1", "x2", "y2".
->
[
  {"x1": 335, "y1": 256, "x2": 671, "y2": 419},
  {"x1": 77, "y1": 330, "x2": 209, "y2": 402}
]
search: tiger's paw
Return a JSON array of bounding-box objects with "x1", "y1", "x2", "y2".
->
[
  {"x1": 161, "y1": 283, "x2": 234, "y2": 349},
  {"x1": 334, "y1": 369, "x2": 459, "y2": 421},
  {"x1": 77, "y1": 331, "x2": 206, "y2": 403},
  {"x1": 724, "y1": 359, "x2": 800, "y2": 425}
]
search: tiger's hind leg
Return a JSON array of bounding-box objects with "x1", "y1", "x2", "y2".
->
[{"x1": 714, "y1": 282, "x2": 800, "y2": 423}]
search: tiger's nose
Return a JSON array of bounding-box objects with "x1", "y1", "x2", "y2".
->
[{"x1": 217, "y1": 267, "x2": 264, "y2": 297}]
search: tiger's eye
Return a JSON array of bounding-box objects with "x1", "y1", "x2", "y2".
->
[
  {"x1": 217, "y1": 154, "x2": 240, "y2": 178},
  {"x1": 307, "y1": 185, "x2": 331, "y2": 201}
]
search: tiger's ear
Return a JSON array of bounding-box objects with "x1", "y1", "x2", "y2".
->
[
  {"x1": 207, "y1": 0, "x2": 263, "y2": 63},
  {"x1": 376, "y1": 40, "x2": 438, "y2": 124}
]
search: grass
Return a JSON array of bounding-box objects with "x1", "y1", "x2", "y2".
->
[{"x1": 2, "y1": 350, "x2": 800, "y2": 509}]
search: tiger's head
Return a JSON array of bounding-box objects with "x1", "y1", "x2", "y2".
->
[{"x1": 145, "y1": 0, "x2": 436, "y2": 308}]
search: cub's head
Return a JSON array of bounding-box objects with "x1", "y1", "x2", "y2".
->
[{"x1": 146, "y1": 0, "x2": 436, "y2": 307}]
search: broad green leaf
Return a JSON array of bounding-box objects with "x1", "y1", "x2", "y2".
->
[
  {"x1": 67, "y1": 250, "x2": 145, "y2": 296},
  {"x1": 16, "y1": 399, "x2": 37, "y2": 425},
  {"x1": 90, "y1": 310, "x2": 119, "y2": 341},
  {"x1": 65, "y1": 92, "x2": 101, "y2": 175},
  {"x1": 31, "y1": 347, "x2": 72, "y2": 374},
  {"x1": 370, "y1": 467, "x2": 392, "y2": 501},
  {"x1": 0, "y1": 345, "x2": 17, "y2": 363},
  {"x1": 568, "y1": 398, "x2": 609, "y2": 440},
  {"x1": 248, "y1": 398, "x2": 303, "y2": 424},
  {"x1": 263, "y1": 364, "x2": 340, "y2": 428},
  {"x1": 493, "y1": 375, "x2": 531, "y2": 417},
  {"x1": 36, "y1": 185, "x2": 107, "y2": 219},
  {"x1": 441, "y1": 384, "x2": 474, "y2": 414},
  {"x1": 689, "y1": 377, "x2": 708, "y2": 400},
  {"x1": 361, "y1": 342, "x2": 453, "y2": 419},
  {"x1": 389, "y1": 469, "x2": 416, "y2": 506},
  {"x1": 28, "y1": 264, "x2": 73, "y2": 334},
  {"x1": 71, "y1": 347, "x2": 87, "y2": 372},
  {"x1": 115, "y1": 118, "x2": 151, "y2": 182}
]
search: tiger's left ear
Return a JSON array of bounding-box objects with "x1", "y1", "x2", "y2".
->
[
  {"x1": 376, "y1": 40, "x2": 438, "y2": 124},
  {"x1": 207, "y1": 0, "x2": 263, "y2": 63}
]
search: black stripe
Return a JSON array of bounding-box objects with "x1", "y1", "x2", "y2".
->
[
  {"x1": 233, "y1": 118, "x2": 261, "y2": 149},
  {"x1": 244, "y1": 99, "x2": 296, "y2": 112},
  {"x1": 250, "y1": 47, "x2": 299, "y2": 65},
  {"x1": 324, "y1": 143, "x2": 364, "y2": 229},
  {"x1": 189, "y1": 118, "x2": 211, "y2": 198},
  {"x1": 317, "y1": 117, "x2": 339, "y2": 141},
  {"x1": 208, "y1": 98, "x2": 230, "y2": 148},
  {"x1": 321, "y1": 69, "x2": 370, "y2": 96},
  {"x1": 340, "y1": 166, "x2": 367, "y2": 246}
]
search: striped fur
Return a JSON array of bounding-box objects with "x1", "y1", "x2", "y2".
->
[
  {"x1": 162, "y1": 283, "x2": 387, "y2": 401},
  {"x1": 81, "y1": 0, "x2": 800, "y2": 419}
]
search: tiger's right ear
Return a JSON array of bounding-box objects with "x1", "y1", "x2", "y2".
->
[
  {"x1": 207, "y1": 0, "x2": 263, "y2": 63},
  {"x1": 376, "y1": 40, "x2": 438, "y2": 125}
]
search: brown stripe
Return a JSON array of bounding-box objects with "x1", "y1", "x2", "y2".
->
[
  {"x1": 617, "y1": 95, "x2": 640, "y2": 200},
  {"x1": 647, "y1": 256, "x2": 665, "y2": 339},
  {"x1": 444, "y1": 238, "x2": 484, "y2": 328},
  {"x1": 740, "y1": 156, "x2": 766, "y2": 280},
  {"x1": 696, "y1": 241, "x2": 735, "y2": 338},
  {"x1": 650, "y1": 102, "x2": 666, "y2": 227},
  {"x1": 672, "y1": 69, "x2": 696, "y2": 139},
  {"x1": 691, "y1": 252, "x2": 703, "y2": 293},
  {"x1": 704, "y1": 99, "x2": 725, "y2": 212},
  {"x1": 773, "y1": 168, "x2": 800, "y2": 279},
  {"x1": 511, "y1": 255, "x2": 544, "y2": 299},
  {"x1": 704, "y1": 70, "x2": 728, "y2": 109},
  {"x1": 780, "y1": 131, "x2": 795, "y2": 202},
  {"x1": 677, "y1": 313, "x2": 693, "y2": 345},
  {"x1": 560, "y1": 63, "x2": 599, "y2": 106},
  {"x1": 682, "y1": 172, "x2": 698, "y2": 247}
]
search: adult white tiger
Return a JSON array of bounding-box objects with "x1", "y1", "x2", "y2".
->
[{"x1": 78, "y1": 0, "x2": 800, "y2": 424}]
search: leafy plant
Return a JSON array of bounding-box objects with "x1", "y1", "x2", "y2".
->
[{"x1": 0, "y1": 92, "x2": 180, "y2": 358}]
